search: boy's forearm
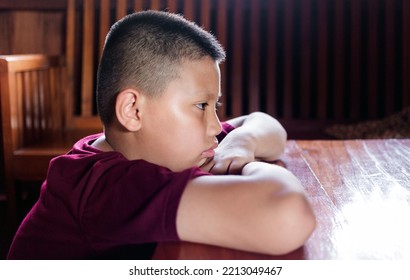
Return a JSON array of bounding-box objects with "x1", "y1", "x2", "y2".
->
[
  {"x1": 180, "y1": 161, "x2": 315, "y2": 255},
  {"x1": 241, "y1": 161, "x2": 304, "y2": 194},
  {"x1": 240, "y1": 161, "x2": 315, "y2": 254}
]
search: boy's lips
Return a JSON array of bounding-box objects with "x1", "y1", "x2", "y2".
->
[{"x1": 201, "y1": 143, "x2": 218, "y2": 158}]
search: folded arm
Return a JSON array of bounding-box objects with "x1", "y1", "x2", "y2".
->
[{"x1": 177, "y1": 161, "x2": 316, "y2": 255}]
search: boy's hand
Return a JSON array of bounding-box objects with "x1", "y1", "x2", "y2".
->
[
  {"x1": 200, "y1": 136, "x2": 255, "y2": 174},
  {"x1": 200, "y1": 112, "x2": 287, "y2": 174}
]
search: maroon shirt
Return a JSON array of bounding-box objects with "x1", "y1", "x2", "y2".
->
[{"x1": 7, "y1": 122, "x2": 235, "y2": 259}]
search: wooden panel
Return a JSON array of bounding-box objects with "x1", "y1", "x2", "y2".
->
[
  {"x1": 299, "y1": 0, "x2": 312, "y2": 119},
  {"x1": 116, "y1": 0, "x2": 128, "y2": 20},
  {"x1": 65, "y1": 0, "x2": 75, "y2": 126},
  {"x1": 166, "y1": 0, "x2": 178, "y2": 13},
  {"x1": 282, "y1": 0, "x2": 294, "y2": 119},
  {"x1": 0, "y1": 0, "x2": 65, "y2": 10},
  {"x1": 150, "y1": 0, "x2": 162, "y2": 11},
  {"x1": 349, "y1": 0, "x2": 362, "y2": 121},
  {"x1": 230, "y1": 0, "x2": 244, "y2": 117},
  {"x1": 248, "y1": 0, "x2": 260, "y2": 113},
  {"x1": 366, "y1": 0, "x2": 379, "y2": 119},
  {"x1": 99, "y1": 0, "x2": 111, "y2": 58},
  {"x1": 265, "y1": 0, "x2": 277, "y2": 117},
  {"x1": 332, "y1": 0, "x2": 346, "y2": 121},
  {"x1": 200, "y1": 0, "x2": 211, "y2": 31},
  {"x1": 0, "y1": 12, "x2": 12, "y2": 53},
  {"x1": 183, "y1": 0, "x2": 195, "y2": 22},
  {"x1": 0, "y1": 11, "x2": 63, "y2": 55},
  {"x1": 404, "y1": 0, "x2": 410, "y2": 108},
  {"x1": 216, "y1": 0, "x2": 228, "y2": 120},
  {"x1": 133, "y1": 0, "x2": 144, "y2": 11},
  {"x1": 316, "y1": 0, "x2": 328, "y2": 120},
  {"x1": 384, "y1": 0, "x2": 395, "y2": 116},
  {"x1": 81, "y1": 0, "x2": 95, "y2": 117}
]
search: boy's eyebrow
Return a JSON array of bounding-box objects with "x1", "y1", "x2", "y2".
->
[{"x1": 193, "y1": 91, "x2": 221, "y2": 100}]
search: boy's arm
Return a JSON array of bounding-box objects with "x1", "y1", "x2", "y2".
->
[
  {"x1": 202, "y1": 112, "x2": 287, "y2": 174},
  {"x1": 177, "y1": 161, "x2": 316, "y2": 255}
]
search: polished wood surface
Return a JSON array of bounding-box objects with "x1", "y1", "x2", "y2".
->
[{"x1": 153, "y1": 139, "x2": 410, "y2": 260}]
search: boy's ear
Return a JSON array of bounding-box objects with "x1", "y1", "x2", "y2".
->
[{"x1": 115, "y1": 89, "x2": 144, "y2": 131}]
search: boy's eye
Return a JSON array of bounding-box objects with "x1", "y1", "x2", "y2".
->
[
  {"x1": 195, "y1": 101, "x2": 222, "y2": 111},
  {"x1": 196, "y1": 103, "x2": 208, "y2": 110},
  {"x1": 216, "y1": 101, "x2": 222, "y2": 111}
]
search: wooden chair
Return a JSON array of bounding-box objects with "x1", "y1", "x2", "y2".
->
[{"x1": 0, "y1": 54, "x2": 102, "y2": 230}]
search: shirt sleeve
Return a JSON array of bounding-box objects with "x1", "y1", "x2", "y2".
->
[
  {"x1": 81, "y1": 158, "x2": 209, "y2": 250},
  {"x1": 216, "y1": 121, "x2": 236, "y2": 143}
]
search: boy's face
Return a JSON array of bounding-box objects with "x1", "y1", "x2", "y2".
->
[{"x1": 138, "y1": 57, "x2": 222, "y2": 172}]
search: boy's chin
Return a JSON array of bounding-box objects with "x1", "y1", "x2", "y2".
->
[
  {"x1": 198, "y1": 157, "x2": 214, "y2": 169},
  {"x1": 198, "y1": 158, "x2": 208, "y2": 168}
]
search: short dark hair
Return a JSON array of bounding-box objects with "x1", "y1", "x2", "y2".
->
[{"x1": 96, "y1": 10, "x2": 226, "y2": 125}]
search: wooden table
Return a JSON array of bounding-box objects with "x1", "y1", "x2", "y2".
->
[{"x1": 153, "y1": 139, "x2": 410, "y2": 260}]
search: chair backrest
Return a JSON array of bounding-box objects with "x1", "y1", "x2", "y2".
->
[
  {"x1": 0, "y1": 54, "x2": 66, "y2": 227},
  {"x1": 0, "y1": 55, "x2": 66, "y2": 153}
]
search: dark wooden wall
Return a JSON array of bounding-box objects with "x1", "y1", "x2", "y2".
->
[
  {"x1": 0, "y1": 0, "x2": 409, "y2": 138},
  {"x1": 0, "y1": 1, "x2": 65, "y2": 55}
]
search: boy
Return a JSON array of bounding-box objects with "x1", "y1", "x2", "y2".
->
[{"x1": 7, "y1": 10, "x2": 315, "y2": 259}]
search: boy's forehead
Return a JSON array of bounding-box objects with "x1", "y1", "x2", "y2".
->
[{"x1": 171, "y1": 57, "x2": 221, "y2": 99}]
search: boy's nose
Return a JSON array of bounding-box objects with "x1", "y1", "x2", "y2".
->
[{"x1": 208, "y1": 112, "x2": 222, "y2": 136}]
